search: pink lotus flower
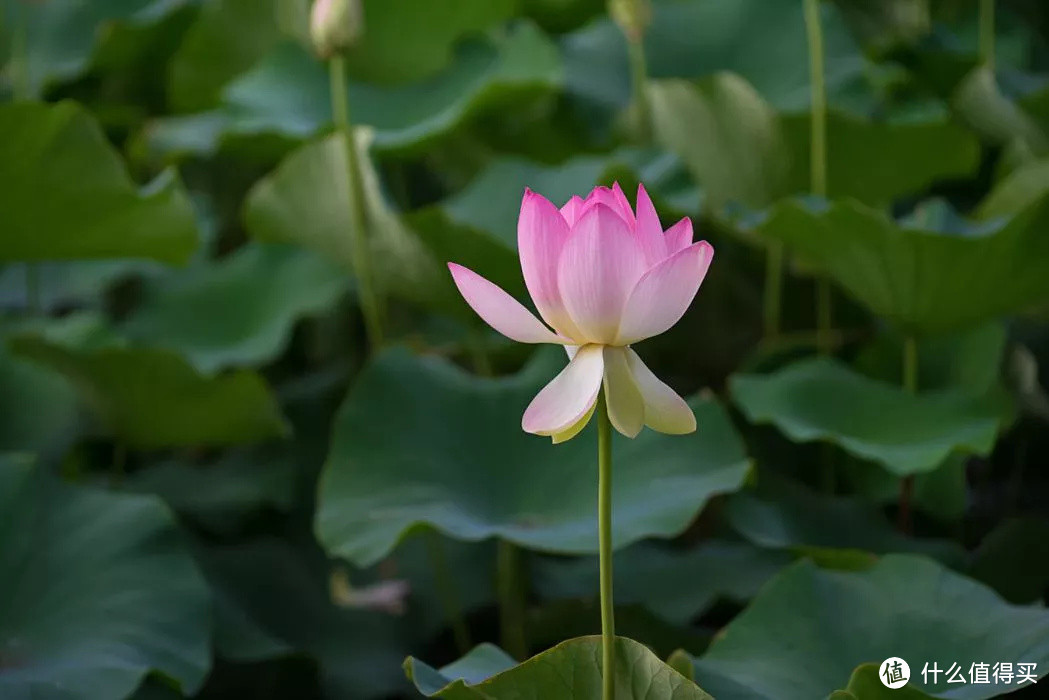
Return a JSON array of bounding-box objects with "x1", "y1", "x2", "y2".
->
[{"x1": 448, "y1": 183, "x2": 713, "y2": 442}]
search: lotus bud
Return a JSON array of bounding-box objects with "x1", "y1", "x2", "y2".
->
[
  {"x1": 608, "y1": 0, "x2": 651, "y2": 43},
  {"x1": 310, "y1": 0, "x2": 363, "y2": 59}
]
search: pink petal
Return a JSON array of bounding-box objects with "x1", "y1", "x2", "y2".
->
[
  {"x1": 558, "y1": 204, "x2": 645, "y2": 344},
  {"x1": 626, "y1": 349, "x2": 696, "y2": 434},
  {"x1": 634, "y1": 184, "x2": 668, "y2": 267},
  {"x1": 522, "y1": 344, "x2": 604, "y2": 435},
  {"x1": 579, "y1": 185, "x2": 634, "y2": 227},
  {"x1": 664, "y1": 217, "x2": 694, "y2": 254},
  {"x1": 610, "y1": 182, "x2": 635, "y2": 223},
  {"x1": 518, "y1": 191, "x2": 583, "y2": 339},
  {"x1": 560, "y1": 195, "x2": 585, "y2": 227},
  {"x1": 603, "y1": 346, "x2": 644, "y2": 438},
  {"x1": 448, "y1": 263, "x2": 566, "y2": 344},
  {"x1": 615, "y1": 241, "x2": 714, "y2": 345}
]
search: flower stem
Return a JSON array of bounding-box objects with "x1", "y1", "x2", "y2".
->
[
  {"x1": 980, "y1": 0, "x2": 995, "y2": 71},
  {"x1": 496, "y1": 539, "x2": 528, "y2": 660},
  {"x1": 328, "y1": 55, "x2": 384, "y2": 350},
  {"x1": 763, "y1": 241, "x2": 784, "y2": 339},
  {"x1": 25, "y1": 263, "x2": 41, "y2": 314},
  {"x1": 803, "y1": 0, "x2": 833, "y2": 356},
  {"x1": 12, "y1": 2, "x2": 41, "y2": 313},
  {"x1": 627, "y1": 36, "x2": 652, "y2": 143},
  {"x1": 425, "y1": 531, "x2": 472, "y2": 655},
  {"x1": 898, "y1": 336, "x2": 918, "y2": 532},
  {"x1": 596, "y1": 394, "x2": 615, "y2": 700}
]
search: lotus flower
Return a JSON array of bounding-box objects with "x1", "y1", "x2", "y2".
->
[{"x1": 448, "y1": 183, "x2": 713, "y2": 442}]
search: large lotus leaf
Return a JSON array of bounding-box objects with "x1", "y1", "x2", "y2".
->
[
  {"x1": 779, "y1": 110, "x2": 981, "y2": 207},
  {"x1": 0, "y1": 261, "x2": 155, "y2": 312},
  {"x1": 0, "y1": 0, "x2": 189, "y2": 95},
  {"x1": 146, "y1": 22, "x2": 561, "y2": 158},
  {"x1": 969, "y1": 516, "x2": 1049, "y2": 605},
  {"x1": 756, "y1": 195, "x2": 1049, "y2": 335},
  {"x1": 7, "y1": 336, "x2": 288, "y2": 449},
  {"x1": 316, "y1": 347, "x2": 750, "y2": 566},
  {"x1": 196, "y1": 537, "x2": 410, "y2": 699},
  {"x1": 724, "y1": 481, "x2": 965, "y2": 566},
  {"x1": 562, "y1": 0, "x2": 864, "y2": 111},
  {"x1": 245, "y1": 131, "x2": 458, "y2": 315},
  {"x1": 731, "y1": 357, "x2": 1008, "y2": 476},
  {"x1": 124, "y1": 450, "x2": 297, "y2": 533},
  {"x1": 690, "y1": 555, "x2": 1049, "y2": 699},
  {"x1": 852, "y1": 323, "x2": 1007, "y2": 395},
  {"x1": 0, "y1": 458, "x2": 211, "y2": 700},
  {"x1": 322, "y1": 0, "x2": 518, "y2": 84},
  {"x1": 649, "y1": 75, "x2": 789, "y2": 211},
  {"x1": 122, "y1": 243, "x2": 348, "y2": 373},
  {"x1": 226, "y1": 22, "x2": 561, "y2": 151},
  {"x1": 167, "y1": 0, "x2": 286, "y2": 111},
  {"x1": 532, "y1": 541, "x2": 791, "y2": 625},
  {"x1": 0, "y1": 342, "x2": 79, "y2": 454},
  {"x1": 405, "y1": 636, "x2": 713, "y2": 699},
  {"x1": 0, "y1": 102, "x2": 197, "y2": 263}
]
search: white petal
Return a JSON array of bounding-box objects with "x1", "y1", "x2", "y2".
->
[
  {"x1": 522, "y1": 344, "x2": 604, "y2": 435},
  {"x1": 602, "y1": 346, "x2": 644, "y2": 438},
  {"x1": 551, "y1": 400, "x2": 596, "y2": 444},
  {"x1": 614, "y1": 241, "x2": 714, "y2": 345},
  {"x1": 626, "y1": 349, "x2": 696, "y2": 434},
  {"x1": 448, "y1": 263, "x2": 567, "y2": 344}
]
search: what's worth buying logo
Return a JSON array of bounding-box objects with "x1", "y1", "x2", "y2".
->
[
  {"x1": 880, "y1": 657, "x2": 911, "y2": 689},
  {"x1": 879, "y1": 657, "x2": 1039, "y2": 689}
]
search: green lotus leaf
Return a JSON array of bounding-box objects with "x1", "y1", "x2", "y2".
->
[
  {"x1": 0, "y1": 101, "x2": 197, "y2": 264},
  {"x1": 0, "y1": 457, "x2": 211, "y2": 700},
  {"x1": 316, "y1": 347, "x2": 750, "y2": 566}
]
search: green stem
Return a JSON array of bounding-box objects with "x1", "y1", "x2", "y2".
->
[
  {"x1": 626, "y1": 36, "x2": 652, "y2": 143},
  {"x1": 980, "y1": 0, "x2": 995, "y2": 71},
  {"x1": 425, "y1": 531, "x2": 472, "y2": 655},
  {"x1": 898, "y1": 336, "x2": 918, "y2": 532},
  {"x1": 468, "y1": 328, "x2": 493, "y2": 377},
  {"x1": 25, "y1": 263, "x2": 40, "y2": 314},
  {"x1": 596, "y1": 394, "x2": 615, "y2": 700},
  {"x1": 11, "y1": 0, "x2": 32, "y2": 101},
  {"x1": 763, "y1": 241, "x2": 784, "y2": 340},
  {"x1": 111, "y1": 442, "x2": 126, "y2": 486},
  {"x1": 816, "y1": 279, "x2": 833, "y2": 354},
  {"x1": 803, "y1": 0, "x2": 827, "y2": 199},
  {"x1": 328, "y1": 56, "x2": 384, "y2": 349},
  {"x1": 496, "y1": 539, "x2": 528, "y2": 660},
  {"x1": 12, "y1": 3, "x2": 41, "y2": 310},
  {"x1": 803, "y1": 0, "x2": 833, "y2": 355}
]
